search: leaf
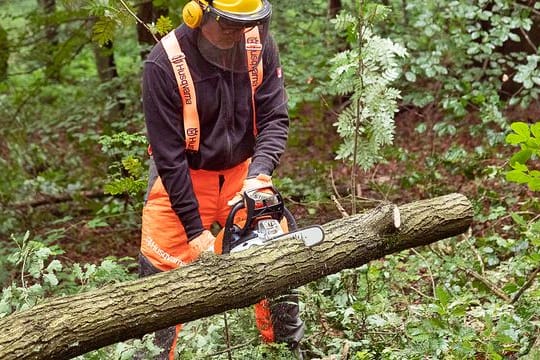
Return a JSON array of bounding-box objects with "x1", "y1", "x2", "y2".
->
[
  {"x1": 505, "y1": 170, "x2": 530, "y2": 184},
  {"x1": 43, "y1": 273, "x2": 59, "y2": 287},
  {"x1": 92, "y1": 18, "x2": 117, "y2": 46},
  {"x1": 405, "y1": 71, "x2": 416, "y2": 82},
  {"x1": 87, "y1": 218, "x2": 108, "y2": 228},
  {"x1": 505, "y1": 133, "x2": 524, "y2": 145},
  {"x1": 502, "y1": 282, "x2": 519, "y2": 294},
  {"x1": 510, "y1": 212, "x2": 527, "y2": 227},
  {"x1": 435, "y1": 286, "x2": 450, "y2": 308},
  {"x1": 528, "y1": 178, "x2": 540, "y2": 191},
  {"x1": 84, "y1": 264, "x2": 97, "y2": 278},
  {"x1": 510, "y1": 122, "x2": 530, "y2": 140},
  {"x1": 509, "y1": 149, "x2": 532, "y2": 165},
  {"x1": 367, "y1": 314, "x2": 387, "y2": 327},
  {"x1": 72, "y1": 263, "x2": 84, "y2": 281},
  {"x1": 510, "y1": 162, "x2": 528, "y2": 172},
  {"x1": 155, "y1": 16, "x2": 173, "y2": 36},
  {"x1": 46, "y1": 260, "x2": 62, "y2": 273},
  {"x1": 532, "y1": 123, "x2": 540, "y2": 138},
  {"x1": 415, "y1": 122, "x2": 427, "y2": 134}
]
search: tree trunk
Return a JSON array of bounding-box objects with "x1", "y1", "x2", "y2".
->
[
  {"x1": 93, "y1": 40, "x2": 118, "y2": 83},
  {"x1": 0, "y1": 193, "x2": 473, "y2": 360},
  {"x1": 328, "y1": 0, "x2": 342, "y2": 18},
  {"x1": 38, "y1": 0, "x2": 58, "y2": 46},
  {"x1": 0, "y1": 24, "x2": 8, "y2": 81},
  {"x1": 136, "y1": 0, "x2": 168, "y2": 59}
]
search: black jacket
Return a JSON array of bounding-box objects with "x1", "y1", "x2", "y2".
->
[{"x1": 142, "y1": 25, "x2": 289, "y2": 239}]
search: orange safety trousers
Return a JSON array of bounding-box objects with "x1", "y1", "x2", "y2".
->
[{"x1": 140, "y1": 159, "x2": 275, "y2": 359}]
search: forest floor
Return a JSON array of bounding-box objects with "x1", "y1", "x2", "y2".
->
[{"x1": 55, "y1": 101, "x2": 540, "y2": 266}]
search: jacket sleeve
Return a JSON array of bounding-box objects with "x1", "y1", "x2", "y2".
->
[
  {"x1": 247, "y1": 35, "x2": 290, "y2": 178},
  {"x1": 142, "y1": 56, "x2": 205, "y2": 240}
]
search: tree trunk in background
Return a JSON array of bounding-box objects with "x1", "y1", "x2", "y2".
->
[
  {"x1": 0, "y1": 193, "x2": 473, "y2": 360},
  {"x1": 328, "y1": 0, "x2": 342, "y2": 18},
  {"x1": 93, "y1": 41, "x2": 118, "y2": 82},
  {"x1": 38, "y1": 0, "x2": 58, "y2": 46},
  {"x1": 486, "y1": 1, "x2": 540, "y2": 98},
  {"x1": 92, "y1": 39, "x2": 123, "y2": 122},
  {"x1": 137, "y1": 0, "x2": 168, "y2": 60},
  {"x1": 0, "y1": 25, "x2": 8, "y2": 81},
  {"x1": 37, "y1": 0, "x2": 59, "y2": 81}
]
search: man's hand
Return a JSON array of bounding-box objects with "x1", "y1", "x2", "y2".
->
[
  {"x1": 227, "y1": 174, "x2": 273, "y2": 206},
  {"x1": 189, "y1": 230, "x2": 216, "y2": 254}
]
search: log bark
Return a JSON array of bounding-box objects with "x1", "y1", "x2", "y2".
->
[{"x1": 0, "y1": 193, "x2": 473, "y2": 359}]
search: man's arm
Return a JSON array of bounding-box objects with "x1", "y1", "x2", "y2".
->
[
  {"x1": 248, "y1": 35, "x2": 289, "y2": 178},
  {"x1": 143, "y1": 58, "x2": 205, "y2": 240}
]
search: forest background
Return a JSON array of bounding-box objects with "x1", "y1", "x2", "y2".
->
[{"x1": 0, "y1": 0, "x2": 539, "y2": 359}]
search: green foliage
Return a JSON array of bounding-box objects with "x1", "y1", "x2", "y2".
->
[
  {"x1": 329, "y1": 5, "x2": 406, "y2": 170},
  {"x1": 299, "y1": 229, "x2": 540, "y2": 359},
  {"x1": 155, "y1": 15, "x2": 175, "y2": 35},
  {"x1": 0, "y1": 231, "x2": 64, "y2": 315},
  {"x1": 271, "y1": 0, "x2": 339, "y2": 113},
  {"x1": 505, "y1": 122, "x2": 540, "y2": 191},
  {"x1": 99, "y1": 131, "x2": 148, "y2": 197},
  {"x1": 0, "y1": 231, "x2": 148, "y2": 358},
  {"x1": 384, "y1": 0, "x2": 537, "y2": 130},
  {"x1": 0, "y1": 232, "x2": 136, "y2": 318},
  {"x1": 86, "y1": 0, "x2": 135, "y2": 46},
  {"x1": 174, "y1": 311, "x2": 297, "y2": 359},
  {"x1": 512, "y1": 55, "x2": 540, "y2": 106},
  {"x1": 75, "y1": 334, "x2": 163, "y2": 360},
  {"x1": 92, "y1": 17, "x2": 119, "y2": 46}
]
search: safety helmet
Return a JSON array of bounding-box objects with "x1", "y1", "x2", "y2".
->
[
  {"x1": 184, "y1": 0, "x2": 272, "y2": 72},
  {"x1": 183, "y1": 0, "x2": 272, "y2": 29}
]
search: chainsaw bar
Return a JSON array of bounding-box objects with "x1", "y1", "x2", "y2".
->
[{"x1": 230, "y1": 225, "x2": 325, "y2": 253}]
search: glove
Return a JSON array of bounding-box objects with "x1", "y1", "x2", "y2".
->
[
  {"x1": 189, "y1": 230, "x2": 216, "y2": 255},
  {"x1": 227, "y1": 174, "x2": 273, "y2": 206}
]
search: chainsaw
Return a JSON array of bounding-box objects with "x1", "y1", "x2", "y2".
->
[{"x1": 215, "y1": 186, "x2": 325, "y2": 255}]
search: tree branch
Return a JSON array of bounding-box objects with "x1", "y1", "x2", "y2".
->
[{"x1": 0, "y1": 193, "x2": 473, "y2": 359}]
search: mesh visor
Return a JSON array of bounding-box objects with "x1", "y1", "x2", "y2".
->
[{"x1": 198, "y1": 12, "x2": 269, "y2": 72}]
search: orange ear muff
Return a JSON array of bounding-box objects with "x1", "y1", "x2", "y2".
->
[{"x1": 182, "y1": 1, "x2": 204, "y2": 28}]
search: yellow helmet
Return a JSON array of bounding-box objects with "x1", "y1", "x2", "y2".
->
[
  {"x1": 183, "y1": 0, "x2": 272, "y2": 29},
  {"x1": 213, "y1": 0, "x2": 265, "y2": 15}
]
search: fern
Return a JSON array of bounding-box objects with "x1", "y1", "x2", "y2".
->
[
  {"x1": 92, "y1": 17, "x2": 117, "y2": 46},
  {"x1": 329, "y1": 4, "x2": 406, "y2": 171},
  {"x1": 326, "y1": 2, "x2": 406, "y2": 213}
]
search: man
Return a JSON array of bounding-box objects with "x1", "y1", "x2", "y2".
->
[{"x1": 139, "y1": 0, "x2": 304, "y2": 358}]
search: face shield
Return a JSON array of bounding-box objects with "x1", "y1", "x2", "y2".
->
[{"x1": 198, "y1": 1, "x2": 271, "y2": 72}]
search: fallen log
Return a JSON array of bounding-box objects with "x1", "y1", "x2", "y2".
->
[{"x1": 0, "y1": 193, "x2": 473, "y2": 359}]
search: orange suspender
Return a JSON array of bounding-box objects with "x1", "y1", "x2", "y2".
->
[
  {"x1": 245, "y1": 27, "x2": 264, "y2": 136},
  {"x1": 161, "y1": 28, "x2": 263, "y2": 152},
  {"x1": 161, "y1": 31, "x2": 200, "y2": 152}
]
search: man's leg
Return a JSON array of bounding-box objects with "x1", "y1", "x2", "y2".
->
[
  {"x1": 253, "y1": 212, "x2": 305, "y2": 353},
  {"x1": 139, "y1": 166, "x2": 221, "y2": 359},
  {"x1": 254, "y1": 291, "x2": 305, "y2": 350},
  {"x1": 137, "y1": 253, "x2": 181, "y2": 360}
]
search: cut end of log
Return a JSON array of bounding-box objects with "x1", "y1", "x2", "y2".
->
[{"x1": 393, "y1": 205, "x2": 401, "y2": 229}]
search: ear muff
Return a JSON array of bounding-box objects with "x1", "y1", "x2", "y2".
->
[{"x1": 182, "y1": 1, "x2": 204, "y2": 28}]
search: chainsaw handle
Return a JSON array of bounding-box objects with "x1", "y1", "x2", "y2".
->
[
  {"x1": 222, "y1": 186, "x2": 287, "y2": 254},
  {"x1": 222, "y1": 200, "x2": 245, "y2": 254}
]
